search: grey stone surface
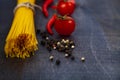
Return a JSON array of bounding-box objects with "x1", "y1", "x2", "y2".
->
[{"x1": 0, "y1": 0, "x2": 120, "y2": 80}]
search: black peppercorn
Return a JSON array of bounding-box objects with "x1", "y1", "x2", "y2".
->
[
  {"x1": 46, "y1": 45, "x2": 52, "y2": 52},
  {"x1": 65, "y1": 49, "x2": 72, "y2": 53},
  {"x1": 40, "y1": 31, "x2": 49, "y2": 39},
  {"x1": 40, "y1": 31, "x2": 45, "y2": 36},
  {"x1": 68, "y1": 53, "x2": 72, "y2": 57},
  {"x1": 42, "y1": 34, "x2": 47, "y2": 39},
  {"x1": 40, "y1": 40, "x2": 46, "y2": 46},
  {"x1": 56, "y1": 59, "x2": 61, "y2": 65},
  {"x1": 47, "y1": 40, "x2": 52, "y2": 46},
  {"x1": 36, "y1": 29, "x2": 41, "y2": 34},
  {"x1": 71, "y1": 56, "x2": 75, "y2": 60},
  {"x1": 57, "y1": 48, "x2": 63, "y2": 52}
]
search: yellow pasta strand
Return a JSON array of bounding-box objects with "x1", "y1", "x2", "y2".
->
[{"x1": 4, "y1": 0, "x2": 38, "y2": 59}]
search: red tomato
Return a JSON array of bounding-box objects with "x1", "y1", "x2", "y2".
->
[
  {"x1": 57, "y1": 0, "x2": 75, "y2": 15},
  {"x1": 54, "y1": 16, "x2": 75, "y2": 36}
]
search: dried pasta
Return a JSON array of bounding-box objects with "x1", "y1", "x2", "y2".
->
[{"x1": 4, "y1": 0, "x2": 38, "y2": 58}]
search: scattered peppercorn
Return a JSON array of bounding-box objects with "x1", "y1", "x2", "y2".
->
[
  {"x1": 57, "y1": 42, "x2": 61, "y2": 46},
  {"x1": 49, "y1": 55, "x2": 54, "y2": 61},
  {"x1": 57, "y1": 47, "x2": 63, "y2": 52},
  {"x1": 65, "y1": 45, "x2": 68, "y2": 48},
  {"x1": 61, "y1": 39, "x2": 65, "y2": 43},
  {"x1": 36, "y1": 29, "x2": 41, "y2": 34},
  {"x1": 39, "y1": 33, "x2": 76, "y2": 65},
  {"x1": 53, "y1": 46, "x2": 57, "y2": 50},
  {"x1": 65, "y1": 53, "x2": 69, "y2": 57},
  {"x1": 66, "y1": 39, "x2": 69, "y2": 43},
  {"x1": 46, "y1": 40, "x2": 52, "y2": 46},
  {"x1": 65, "y1": 49, "x2": 72, "y2": 53},
  {"x1": 68, "y1": 53, "x2": 72, "y2": 57},
  {"x1": 46, "y1": 45, "x2": 52, "y2": 52},
  {"x1": 71, "y1": 45, "x2": 75, "y2": 49},
  {"x1": 70, "y1": 41, "x2": 75, "y2": 46},
  {"x1": 46, "y1": 37, "x2": 49, "y2": 40},
  {"x1": 71, "y1": 56, "x2": 75, "y2": 60},
  {"x1": 81, "y1": 57, "x2": 85, "y2": 62},
  {"x1": 40, "y1": 40, "x2": 46, "y2": 46},
  {"x1": 40, "y1": 31, "x2": 49, "y2": 39},
  {"x1": 56, "y1": 59, "x2": 61, "y2": 65}
]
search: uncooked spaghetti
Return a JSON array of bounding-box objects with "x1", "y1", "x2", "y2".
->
[{"x1": 4, "y1": 0, "x2": 39, "y2": 59}]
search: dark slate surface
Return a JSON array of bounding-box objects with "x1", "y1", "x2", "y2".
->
[{"x1": 0, "y1": 0, "x2": 120, "y2": 80}]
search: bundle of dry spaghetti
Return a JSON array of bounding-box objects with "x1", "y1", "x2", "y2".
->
[{"x1": 4, "y1": 0, "x2": 39, "y2": 58}]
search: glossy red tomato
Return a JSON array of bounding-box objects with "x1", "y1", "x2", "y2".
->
[
  {"x1": 54, "y1": 16, "x2": 75, "y2": 36},
  {"x1": 57, "y1": 0, "x2": 75, "y2": 15}
]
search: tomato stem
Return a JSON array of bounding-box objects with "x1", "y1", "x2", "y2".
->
[
  {"x1": 64, "y1": 0, "x2": 68, "y2": 2},
  {"x1": 57, "y1": 15, "x2": 69, "y2": 20}
]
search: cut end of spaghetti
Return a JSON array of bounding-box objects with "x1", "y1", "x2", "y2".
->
[{"x1": 5, "y1": 33, "x2": 38, "y2": 59}]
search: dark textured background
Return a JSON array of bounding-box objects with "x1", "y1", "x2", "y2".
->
[{"x1": 0, "y1": 0, "x2": 120, "y2": 80}]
